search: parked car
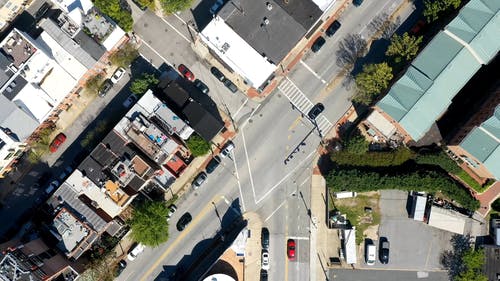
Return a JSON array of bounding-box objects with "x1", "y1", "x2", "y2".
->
[
  {"x1": 210, "y1": 66, "x2": 226, "y2": 81},
  {"x1": 166, "y1": 204, "x2": 177, "y2": 221},
  {"x1": 261, "y1": 250, "x2": 270, "y2": 270},
  {"x1": 353, "y1": 0, "x2": 364, "y2": 6},
  {"x1": 287, "y1": 239, "x2": 296, "y2": 260},
  {"x1": 308, "y1": 103, "x2": 325, "y2": 120},
  {"x1": 223, "y1": 79, "x2": 238, "y2": 93},
  {"x1": 127, "y1": 243, "x2": 145, "y2": 261},
  {"x1": 111, "y1": 67, "x2": 126, "y2": 84},
  {"x1": 260, "y1": 269, "x2": 268, "y2": 281},
  {"x1": 220, "y1": 141, "x2": 235, "y2": 158},
  {"x1": 115, "y1": 260, "x2": 127, "y2": 277},
  {"x1": 37, "y1": 172, "x2": 52, "y2": 186},
  {"x1": 123, "y1": 94, "x2": 138, "y2": 108},
  {"x1": 45, "y1": 180, "x2": 60, "y2": 195},
  {"x1": 178, "y1": 64, "x2": 195, "y2": 81},
  {"x1": 365, "y1": 242, "x2": 376, "y2": 265},
  {"x1": 261, "y1": 227, "x2": 270, "y2": 249},
  {"x1": 98, "y1": 79, "x2": 113, "y2": 97},
  {"x1": 311, "y1": 36, "x2": 326, "y2": 53},
  {"x1": 410, "y1": 20, "x2": 426, "y2": 34},
  {"x1": 192, "y1": 172, "x2": 207, "y2": 189},
  {"x1": 206, "y1": 156, "x2": 221, "y2": 174},
  {"x1": 194, "y1": 79, "x2": 209, "y2": 94},
  {"x1": 35, "y1": 2, "x2": 51, "y2": 20},
  {"x1": 49, "y1": 133, "x2": 67, "y2": 153},
  {"x1": 379, "y1": 238, "x2": 390, "y2": 264},
  {"x1": 210, "y1": 0, "x2": 224, "y2": 14},
  {"x1": 325, "y1": 20, "x2": 341, "y2": 37},
  {"x1": 176, "y1": 212, "x2": 192, "y2": 231},
  {"x1": 58, "y1": 166, "x2": 74, "y2": 181}
]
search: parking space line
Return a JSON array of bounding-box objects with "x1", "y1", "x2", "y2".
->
[
  {"x1": 264, "y1": 200, "x2": 287, "y2": 222},
  {"x1": 139, "y1": 40, "x2": 173, "y2": 66},
  {"x1": 159, "y1": 17, "x2": 191, "y2": 43},
  {"x1": 299, "y1": 60, "x2": 326, "y2": 84}
]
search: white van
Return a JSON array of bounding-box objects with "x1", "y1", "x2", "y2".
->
[
  {"x1": 335, "y1": 191, "x2": 357, "y2": 199},
  {"x1": 127, "y1": 243, "x2": 145, "y2": 261},
  {"x1": 365, "y1": 243, "x2": 376, "y2": 265}
]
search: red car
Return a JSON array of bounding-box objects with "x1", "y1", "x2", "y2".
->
[
  {"x1": 178, "y1": 64, "x2": 195, "y2": 81},
  {"x1": 49, "y1": 133, "x2": 67, "y2": 153},
  {"x1": 287, "y1": 239, "x2": 296, "y2": 260}
]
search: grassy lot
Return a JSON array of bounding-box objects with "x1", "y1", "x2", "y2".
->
[
  {"x1": 333, "y1": 193, "x2": 381, "y2": 245},
  {"x1": 455, "y1": 170, "x2": 494, "y2": 193}
]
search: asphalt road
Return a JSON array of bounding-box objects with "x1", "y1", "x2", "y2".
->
[{"x1": 330, "y1": 269, "x2": 449, "y2": 281}]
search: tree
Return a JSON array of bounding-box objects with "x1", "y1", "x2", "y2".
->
[
  {"x1": 109, "y1": 43, "x2": 139, "y2": 67},
  {"x1": 160, "y1": 0, "x2": 192, "y2": 14},
  {"x1": 344, "y1": 133, "x2": 369, "y2": 155},
  {"x1": 128, "y1": 201, "x2": 169, "y2": 247},
  {"x1": 85, "y1": 73, "x2": 104, "y2": 93},
  {"x1": 353, "y1": 63, "x2": 393, "y2": 105},
  {"x1": 335, "y1": 34, "x2": 368, "y2": 70},
  {"x1": 27, "y1": 128, "x2": 52, "y2": 163},
  {"x1": 456, "y1": 249, "x2": 487, "y2": 281},
  {"x1": 130, "y1": 73, "x2": 159, "y2": 95},
  {"x1": 492, "y1": 198, "x2": 500, "y2": 212},
  {"x1": 135, "y1": 0, "x2": 155, "y2": 9},
  {"x1": 386, "y1": 32, "x2": 423, "y2": 63},
  {"x1": 94, "y1": 0, "x2": 133, "y2": 31},
  {"x1": 441, "y1": 235, "x2": 487, "y2": 281},
  {"x1": 368, "y1": 13, "x2": 400, "y2": 40},
  {"x1": 186, "y1": 134, "x2": 210, "y2": 157},
  {"x1": 424, "y1": 0, "x2": 444, "y2": 22}
]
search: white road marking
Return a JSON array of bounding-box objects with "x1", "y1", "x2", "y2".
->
[
  {"x1": 232, "y1": 149, "x2": 246, "y2": 212},
  {"x1": 288, "y1": 236, "x2": 309, "y2": 240},
  {"x1": 241, "y1": 130, "x2": 257, "y2": 204},
  {"x1": 139, "y1": 41, "x2": 173, "y2": 66},
  {"x1": 299, "y1": 60, "x2": 326, "y2": 84},
  {"x1": 159, "y1": 17, "x2": 191, "y2": 43},
  {"x1": 240, "y1": 103, "x2": 261, "y2": 129},
  {"x1": 300, "y1": 177, "x2": 309, "y2": 187},
  {"x1": 255, "y1": 150, "x2": 316, "y2": 205},
  {"x1": 172, "y1": 13, "x2": 198, "y2": 34},
  {"x1": 264, "y1": 200, "x2": 287, "y2": 222},
  {"x1": 233, "y1": 97, "x2": 249, "y2": 119}
]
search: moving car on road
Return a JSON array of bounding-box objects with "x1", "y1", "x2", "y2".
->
[
  {"x1": 261, "y1": 250, "x2": 270, "y2": 270},
  {"x1": 379, "y1": 238, "x2": 390, "y2": 264},
  {"x1": 287, "y1": 239, "x2": 296, "y2": 260},
  {"x1": 176, "y1": 212, "x2": 192, "y2": 231},
  {"x1": 178, "y1": 64, "x2": 195, "y2": 81},
  {"x1": 49, "y1": 133, "x2": 66, "y2": 152},
  {"x1": 308, "y1": 103, "x2": 325, "y2": 120},
  {"x1": 311, "y1": 36, "x2": 326, "y2": 53},
  {"x1": 111, "y1": 67, "x2": 126, "y2": 84},
  {"x1": 192, "y1": 172, "x2": 207, "y2": 189}
]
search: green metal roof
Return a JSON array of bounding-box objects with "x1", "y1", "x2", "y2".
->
[
  {"x1": 377, "y1": 0, "x2": 500, "y2": 142},
  {"x1": 460, "y1": 106, "x2": 500, "y2": 179}
]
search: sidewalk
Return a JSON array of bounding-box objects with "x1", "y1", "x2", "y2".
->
[{"x1": 242, "y1": 212, "x2": 264, "y2": 281}]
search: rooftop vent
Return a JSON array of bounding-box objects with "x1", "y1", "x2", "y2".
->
[{"x1": 266, "y1": 2, "x2": 273, "y2": 10}]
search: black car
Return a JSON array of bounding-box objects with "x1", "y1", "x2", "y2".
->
[
  {"x1": 223, "y1": 79, "x2": 238, "y2": 93},
  {"x1": 261, "y1": 227, "x2": 270, "y2": 249},
  {"x1": 206, "y1": 156, "x2": 221, "y2": 174},
  {"x1": 194, "y1": 79, "x2": 209, "y2": 94},
  {"x1": 353, "y1": 0, "x2": 364, "y2": 6},
  {"x1": 308, "y1": 103, "x2": 325, "y2": 119},
  {"x1": 98, "y1": 79, "x2": 113, "y2": 97},
  {"x1": 260, "y1": 269, "x2": 268, "y2": 281},
  {"x1": 210, "y1": 67, "x2": 226, "y2": 81},
  {"x1": 311, "y1": 36, "x2": 326, "y2": 53},
  {"x1": 114, "y1": 260, "x2": 127, "y2": 277},
  {"x1": 176, "y1": 213, "x2": 192, "y2": 231},
  {"x1": 325, "y1": 20, "x2": 341, "y2": 37},
  {"x1": 379, "y1": 238, "x2": 390, "y2": 264}
]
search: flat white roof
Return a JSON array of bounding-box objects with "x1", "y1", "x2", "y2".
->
[
  {"x1": 13, "y1": 84, "x2": 53, "y2": 123},
  {"x1": 343, "y1": 227, "x2": 357, "y2": 264},
  {"x1": 428, "y1": 206, "x2": 467, "y2": 234},
  {"x1": 312, "y1": 0, "x2": 336, "y2": 11},
  {"x1": 102, "y1": 26, "x2": 125, "y2": 51},
  {"x1": 367, "y1": 110, "x2": 396, "y2": 138},
  {"x1": 200, "y1": 16, "x2": 276, "y2": 88},
  {"x1": 37, "y1": 31, "x2": 88, "y2": 79},
  {"x1": 39, "y1": 64, "x2": 77, "y2": 104}
]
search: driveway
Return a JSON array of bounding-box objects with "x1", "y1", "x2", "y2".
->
[{"x1": 358, "y1": 190, "x2": 453, "y2": 271}]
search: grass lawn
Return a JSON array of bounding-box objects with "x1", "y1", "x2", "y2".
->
[
  {"x1": 333, "y1": 193, "x2": 381, "y2": 245},
  {"x1": 455, "y1": 170, "x2": 493, "y2": 193}
]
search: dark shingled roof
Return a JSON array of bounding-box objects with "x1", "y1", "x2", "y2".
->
[
  {"x1": 218, "y1": 0, "x2": 322, "y2": 64},
  {"x1": 77, "y1": 156, "x2": 108, "y2": 186},
  {"x1": 90, "y1": 143, "x2": 117, "y2": 167},
  {"x1": 182, "y1": 101, "x2": 224, "y2": 142}
]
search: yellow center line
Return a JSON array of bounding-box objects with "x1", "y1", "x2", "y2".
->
[
  {"x1": 288, "y1": 116, "x2": 302, "y2": 131},
  {"x1": 140, "y1": 194, "x2": 223, "y2": 281}
]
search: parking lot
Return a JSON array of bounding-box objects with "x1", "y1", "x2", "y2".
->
[{"x1": 358, "y1": 190, "x2": 454, "y2": 271}]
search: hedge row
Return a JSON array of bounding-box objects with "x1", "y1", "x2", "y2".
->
[
  {"x1": 331, "y1": 147, "x2": 415, "y2": 167},
  {"x1": 326, "y1": 168, "x2": 479, "y2": 210}
]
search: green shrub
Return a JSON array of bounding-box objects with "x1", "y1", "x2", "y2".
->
[
  {"x1": 415, "y1": 151, "x2": 461, "y2": 174},
  {"x1": 331, "y1": 147, "x2": 415, "y2": 167},
  {"x1": 186, "y1": 134, "x2": 210, "y2": 157},
  {"x1": 94, "y1": 0, "x2": 133, "y2": 31},
  {"x1": 326, "y1": 168, "x2": 479, "y2": 210}
]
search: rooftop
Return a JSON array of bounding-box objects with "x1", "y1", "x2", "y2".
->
[
  {"x1": 377, "y1": 0, "x2": 500, "y2": 142},
  {"x1": 0, "y1": 30, "x2": 37, "y2": 68},
  {"x1": 182, "y1": 101, "x2": 224, "y2": 141},
  {"x1": 52, "y1": 207, "x2": 95, "y2": 259},
  {"x1": 218, "y1": 0, "x2": 322, "y2": 64}
]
